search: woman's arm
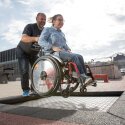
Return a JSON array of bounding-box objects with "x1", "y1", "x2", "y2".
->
[
  {"x1": 65, "y1": 43, "x2": 71, "y2": 51},
  {"x1": 38, "y1": 27, "x2": 52, "y2": 50}
]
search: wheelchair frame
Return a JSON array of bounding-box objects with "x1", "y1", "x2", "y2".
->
[{"x1": 31, "y1": 55, "x2": 97, "y2": 98}]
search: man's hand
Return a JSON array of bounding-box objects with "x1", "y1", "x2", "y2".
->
[{"x1": 35, "y1": 37, "x2": 39, "y2": 42}]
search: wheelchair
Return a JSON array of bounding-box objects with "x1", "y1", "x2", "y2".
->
[{"x1": 31, "y1": 53, "x2": 97, "y2": 98}]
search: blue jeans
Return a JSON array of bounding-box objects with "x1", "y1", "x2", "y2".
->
[
  {"x1": 17, "y1": 47, "x2": 38, "y2": 91},
  {"x1": 59, "y1": 51, "x2": 87, "y2": 75}
]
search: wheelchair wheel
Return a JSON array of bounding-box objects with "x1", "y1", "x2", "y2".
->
[
  {"x1": 69, "y1": 81, "x2": 79, "y2": 93},
  {"x1": 31, "y1": 56, "x2": 61, "y2": 97},
  {"x1": 59, "y1": 74, "x2": 79, "y2": 94}
]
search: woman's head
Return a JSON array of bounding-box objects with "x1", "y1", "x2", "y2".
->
[{"x1": 49, "y1": 14, "x2": 64, "y2": 29}]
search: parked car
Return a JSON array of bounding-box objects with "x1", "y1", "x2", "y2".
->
[{"x1": 120, "y1": 68, "x2": 125, "y2": 75}]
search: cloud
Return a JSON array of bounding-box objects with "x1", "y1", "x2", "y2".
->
[
  {"x1": 0, "y1": 0, "x2": 12, "y2": 8},
  {"x1": 108, "y1": 13, "x2": 125, "y2": 23},
  {"x1": 0, "y1": 20, "x2": 27, "y2": 47},
  {"x1": 0, "y1": 0, "x2": 125, "y2": 61},
  {"x1": 17, "y1": 0, "x2": 31, "y2": 5}
]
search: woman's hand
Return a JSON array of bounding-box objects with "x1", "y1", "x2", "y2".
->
[
  {"x1": 52, "y1": 46, "x2": 62, "y2": 52},
  {"x1": 67, "y1": 50, "x2": 71, "y2": 53}
]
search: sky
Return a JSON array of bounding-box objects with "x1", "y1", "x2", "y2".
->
[{"x1": 0, "y1": 0, "x2": 125, "y2": 61}]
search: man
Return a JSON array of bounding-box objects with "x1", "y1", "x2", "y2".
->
[{"x1": 17, "y1": 13, "x2": 46, "y2": 96}]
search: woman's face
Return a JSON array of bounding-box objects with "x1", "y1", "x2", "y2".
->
[{"x1": 53, "y1": 16, "x2": 64, "y2": 29}]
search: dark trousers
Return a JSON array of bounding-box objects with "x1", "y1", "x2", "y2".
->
[{"x1": 17, "y1": 47, "x2": 38, "y2": 91}]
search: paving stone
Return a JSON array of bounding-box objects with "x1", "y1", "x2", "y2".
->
[
  {"x1": 0, "y1": 112, "x2": 81, "y2": 125},
  {"x1": 118, "y1": 94, "x2": 125, "y2": 101},
  {"x1": 61, "y1": 111, "x2": 125, "y2": 125},
  {"x1": 108, "y1": 100, "x2": 125, "y2": 120},
  {"x1": 19, "y1": 96, "x2": 119, "y2": 112},
  {"x1": 31, "y1": 108, "x2": 76, "y2": 120},
  {"x1": 0, "y1": 104, "x2": 20, "y2": 112},
  {"x1": 3, "y1": 106, "x2": 43, "y2": 116}
]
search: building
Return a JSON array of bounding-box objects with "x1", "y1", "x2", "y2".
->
[
  {"x1": 113, "y1": 53, "x2": 125, "y2": 69},
  {"x1": 0, "y1": 48, "x2": 20, "y2": 83}
]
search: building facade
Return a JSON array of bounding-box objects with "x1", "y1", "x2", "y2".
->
[{"x1": 0, "y1": 48, "x2": 20, "y2": 83}]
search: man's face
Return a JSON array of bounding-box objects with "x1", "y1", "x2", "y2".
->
[{"x1": 36, "y1": 14, "x2": 46, "y2": 28}]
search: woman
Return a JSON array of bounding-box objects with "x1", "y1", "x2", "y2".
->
[{"x1": 38, "y1": 14, "x2": 92, "y2": 84}]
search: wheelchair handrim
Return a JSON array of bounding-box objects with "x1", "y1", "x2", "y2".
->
[{"x1": 31, "y1": 56, "x2": 61, "y2": 97}]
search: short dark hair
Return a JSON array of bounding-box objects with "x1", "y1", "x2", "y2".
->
[{"x1": 36, "y1": 13, "x2": 46, "y2": 18}]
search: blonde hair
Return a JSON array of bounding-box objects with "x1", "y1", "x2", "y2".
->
[{"x1": 48, "y1": 14, "x2": 63, "y2": 23}]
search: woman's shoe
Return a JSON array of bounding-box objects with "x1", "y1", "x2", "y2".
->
[
  {"x1": 84, "y1": 76, "x2": 92, "y2": 85},
  {"x1": 80, "y1": 74, "x2": 92, "y2": 85}
]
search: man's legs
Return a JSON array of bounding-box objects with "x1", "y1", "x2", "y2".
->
[
  {"x1": 29, "y1": 55, "x2": 39, "y2": 66},
  {"x1": 18, "y1": 56, "x2": 30, "y2": 92},
  {"x1": 29, "y1": 55, "x2": 39, "y2": 94}
]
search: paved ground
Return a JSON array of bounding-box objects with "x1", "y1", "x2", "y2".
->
[
  {"x1": 18, "y1": 96, "x2": 119, "y2": 112},
  {"x1": 0, "y1": 81, "x2": 22, "y2": 98},
  {"x1": 0, "y1": 76, "x2": 125, "y2": 125},
  {"x1": 0, "y1": 76, "x2": 125, "y2": 98}
]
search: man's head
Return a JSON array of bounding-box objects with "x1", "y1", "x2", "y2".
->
[{"x1": 36, "y1": 13, "x2": 46, "y2": 29}]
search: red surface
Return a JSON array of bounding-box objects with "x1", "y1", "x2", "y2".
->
[
  {"x1": 0, "y1": 112, "x2": 85, "y2": 125},
  {"x1": 93, "y1": 74, "x2": 109, "y2": 83}
]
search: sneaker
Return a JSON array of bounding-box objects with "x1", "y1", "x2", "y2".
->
[
  {"x1": 78, "y1": 75, "x2": 86, "y2": 83},
  {"x1": 85, "y1": 76, "x2": 92, "y2": 85},
  {"x1": 22, "y1": 90, "x2": 29, "y2": 97},
  {"x1": 91, "y1": 80, "x2": 97, "y2": 87}
]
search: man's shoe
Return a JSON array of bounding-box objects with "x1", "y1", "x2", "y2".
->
[{"x1": 22, "y1": 90, "x2": 29, "y2": 97}]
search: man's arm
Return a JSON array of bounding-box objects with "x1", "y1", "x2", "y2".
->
[
  {"x1": 21, "y1": 34, "x2": 39, "y2": 43},
  {"x1": 21, "y1": 24, "x2": 39, "y2": 43}
]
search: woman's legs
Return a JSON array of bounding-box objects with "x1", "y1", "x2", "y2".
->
[
  {"x1": 59, "y1": 51, "x2": 85, "y2": 74},
  {"x1": 75, "y1": 53, "x2": 87, "y2": 75},
  {"x1": 59, "y1": 51, "x2": 92, "y2": 84}
]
